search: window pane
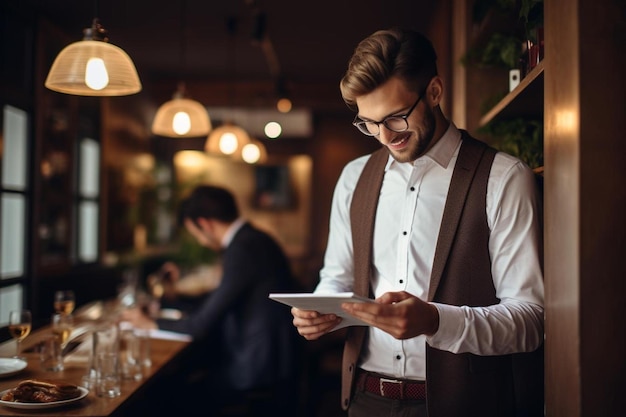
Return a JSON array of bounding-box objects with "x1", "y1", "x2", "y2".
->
[
  {"x1": 78, "y1": 201, "x2": 98, "y2": 262},
  {"x1": 0, "y1": 284, "x2": 23, "y2": 325},
  {"x1": 2, "y1": 105, "x2": 29, "y2": 189},
  {"x1": 79, "y1": 138, "x2": 100, "y2": 198},
  {"x1": 1, "y1": 194, "x2": 25, "y2": 278}
]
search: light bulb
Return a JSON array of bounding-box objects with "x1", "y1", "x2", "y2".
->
[
  {"x1": 264, "y1": 121, "x2": 282, "y2": 139},
  {"x1": 85, "y1": 57, "x2": 109, "y2": 90},
  {"x1": 277, "y1": 97, "x2": 292, "y2": 113},
  {"x1": 172, "y1": 111, "x2": 192, "y2": 135},
  {"x1": 242, "y1": 143, "x2": 261, "y2": 164},
  {"x1": 219, "y1": 132, "x2": 238, "y2": 155}
]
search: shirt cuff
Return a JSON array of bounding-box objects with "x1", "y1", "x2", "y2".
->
[{"x1": 426, "y1": 302, "x2": 466, "y2": 348}]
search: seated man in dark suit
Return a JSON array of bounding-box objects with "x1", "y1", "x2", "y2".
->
[{"x1": 122, "y1": 185, "x2": 301, "y2": 416}]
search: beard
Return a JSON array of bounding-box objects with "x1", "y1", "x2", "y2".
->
[{"x1": 388, "y1": 105, "x2": 436, "y2": 163}]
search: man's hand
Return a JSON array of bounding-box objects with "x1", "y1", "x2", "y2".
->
[
  {"x1": 341, "y1": 291, "x2": 439, "y2": 339},
  {"x1": 291, "y1": 307, "x2": 342, "y2": 340}
]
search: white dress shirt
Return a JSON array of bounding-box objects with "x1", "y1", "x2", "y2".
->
[
  {"x1": 221, "y1": 217, "x2": 246, "y2": 248},
  {"x1": 315, "y1": 123, "x2": 544, "y2": 381}
]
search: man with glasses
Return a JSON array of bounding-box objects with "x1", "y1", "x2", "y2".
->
[{"x1": 291, "y1": 28, "x2": 544, "y2": 417}]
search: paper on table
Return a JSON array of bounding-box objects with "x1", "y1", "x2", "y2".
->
[
  {"x1": 269, "y1": 292, "x2": 374, "y2": 331},
  {"x1": 64, "y1": 328, "x2": 191, "y2": 364},
  {"x1": 148, "y1": 329, "x2": 192, "y2": 342}
]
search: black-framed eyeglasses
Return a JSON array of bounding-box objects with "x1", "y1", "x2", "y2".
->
[{"x1": 352, "y1": 87, "x2": 427, "y2": 137}]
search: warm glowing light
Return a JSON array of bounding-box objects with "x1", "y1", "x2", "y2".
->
[
  {"x1": 85, "y1": 57, "x2": 109, "y2": 90},
  {"x1": 242, "y1": 143, "x2": 261, "y2": 164},
  {"x1": 264, "y1": 121, "x2": 282, "y2": 138},
  {"x1": 174, "y1": 150, "x2": 207, "y2": 170},
  {"x1": 173, "y1": 150, "x2": 209, "y2": 182},
  {"x1": 555, "y1": 110, "x2": 577, "y2": 133},
  {"x1": 152, "y1": 97, "x2": 211, "y2": 138},
  {"x1": 219, "y1": 132, "x2": 239, "y2": 155},
  {"x1": 134, "y1": 154, "x2": 155, "y2": 172},
  {"x1": 205, "y1": 123, "x2": 252, "y2": 157},
  {"x1": 172, "y1": 111, "x2": 192, "y2": 135},
  {"x1": 277, "y1": 98, "x2": 292, "y2": 113}
]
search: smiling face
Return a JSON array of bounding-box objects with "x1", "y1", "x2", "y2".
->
[{"x1": 355, "y1": 76, "x2": 444, "y2": 163}]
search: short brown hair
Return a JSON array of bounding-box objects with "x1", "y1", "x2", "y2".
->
[{"x1": 339, "y1": 28, "x2": 438, "y2": 109}]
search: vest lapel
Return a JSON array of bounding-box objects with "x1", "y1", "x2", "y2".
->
[
  {"x1": 349, "y1": 147, "x2": 389, "y2": 297},
  {"x1": 428, "y1": 134, "x2": 488, "y2": 301}
]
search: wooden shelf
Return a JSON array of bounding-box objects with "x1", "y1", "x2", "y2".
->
[{"x1": 479, "y1": 60, "x2": 545, "y2": 126}]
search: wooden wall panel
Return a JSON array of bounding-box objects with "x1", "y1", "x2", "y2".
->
[
  {"x1": 545, "y1": 0, "x2": 626, "y2": 415},
  {"x1": 544, "y1": 0, "x2": 581, "y2": 415}
]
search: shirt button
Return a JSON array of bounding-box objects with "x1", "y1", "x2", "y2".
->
[
  {"x1": 402, "y1": 231, "x2": 407, "y2": 235},
  {"x1": 396, "y1": 355, "x2": 402, "y2": 360},
  {"x1": 399, "y1": 279, "x2": 404, "y2": 284},
  {"x1": 410, "y1": 186, "x2": 415, "y2": 191}
]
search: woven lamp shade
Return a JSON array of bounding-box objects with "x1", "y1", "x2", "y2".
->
[
  {"x1": 151, "y1": 98, "x2": 212, "y2": 138},
  {"x1": 45, "y1": 40, "x2": 142, "y2": 96},
  {"x1": 205, "y1": 123, "x2": 252, "y2": 156}
]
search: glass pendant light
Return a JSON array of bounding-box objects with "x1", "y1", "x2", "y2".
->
[
  {"x1": 205, "y1": 122, "x2": 252, "y2": 156},
  {"x1": 240, "y1": 138, "x2": 268, "y2": 164},
  {"x1": 152, "y1": 83, "x2": 211, "y2": 138},
  {"x1": 203, "y1": 17, "x2": 253, "y2": 160},
  {"x1": 45, "y1": 19, "x2": 141, "y2": 96},
  {"x1": 151, "y1": 0, "x2": 211, "y2": 138}
]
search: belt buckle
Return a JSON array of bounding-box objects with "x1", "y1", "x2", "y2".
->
[{"x1": 379, "y1": 377, "x2": 403, "y2": 399}]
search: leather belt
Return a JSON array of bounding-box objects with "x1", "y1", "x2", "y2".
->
[{"x1": 356, "y1": 370, "x2": 426, "y2": 401}]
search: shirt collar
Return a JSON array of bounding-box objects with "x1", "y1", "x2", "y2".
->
[
  {"x1": 384, "y1": 122, "x2": 461, "y2": 170},
  {"x1": 222, "y1": 217, "x2": 246, "y2": 248}
]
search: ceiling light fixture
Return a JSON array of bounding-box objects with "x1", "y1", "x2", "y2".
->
[
  {"x1": 240, "y1": 138, "x2": 268, "y2": 164},
  {"x1": 45, "y1": 18, "x2": 141, "y2": 96},
  {"x1": 205, "y1": 122, "x2": 252, "y2": 156},
  {"x1": 152, "y1": 83, "x2": 211, "y2": 137},
  {"x1": 204, "y1": 17, "x2": 252, "y2": 159},
  {"x1": 275, "y1": 76, "x2": 292, "y2": 113},
  {"x1": 264, "y1": 121, "x2": 282, "y2": 139},
  {"x1": 151, "y1": 0, "x2": 211, "y2": 138}
]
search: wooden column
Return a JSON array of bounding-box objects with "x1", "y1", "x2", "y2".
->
[{"x1": 545, "y1": 0, "x2": 626, "y2": 415}]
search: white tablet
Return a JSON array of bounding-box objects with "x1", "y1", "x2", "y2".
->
[{"x1": 269, "y1": 292, "x2": 374, "y2": 330}]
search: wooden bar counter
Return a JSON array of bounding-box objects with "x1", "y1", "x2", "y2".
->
[{"x1": 0, "y1": 304, "x2": 191, "y2": 416}]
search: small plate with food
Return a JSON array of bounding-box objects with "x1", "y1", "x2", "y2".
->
[{"x1": 0, "y1": 379, "x2": 88, "y2": 409}]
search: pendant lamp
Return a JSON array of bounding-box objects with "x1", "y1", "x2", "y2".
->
[
  {"x1": 151, "y1": 83, "x2": 212, "y2": 138},
  {"x1": 205, "y1": 122, "x2": 252, "y2": 157},
  {"x1": 45, "y1": 19, "x2": 142, "y2": 96},
  {"x1": 151, "y1": 0, "x2": 211, "y2": 138},
  {"x1": 240, "y1": 138, "x2": 268, "y2": 164},
  {"x1": 203, "y1": 18, "x2": 253, "y2": 159}
]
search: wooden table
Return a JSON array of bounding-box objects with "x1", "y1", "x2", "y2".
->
[{"x1": 0, "y1": 303, "x2": 191, "y2": 416}]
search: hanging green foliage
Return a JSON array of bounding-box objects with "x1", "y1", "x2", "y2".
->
[{"x1": 479, "y1": 117, "x2": 543, "y2": 169}]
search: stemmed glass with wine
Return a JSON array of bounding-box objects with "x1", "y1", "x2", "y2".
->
[
  {"x1": 52, "y1": 290, "x2": 75, "y2": 358},
  {"x1": 51, "y1": 313, "x2": 74, "y2": 350},
  {"x1": 54, "y1": 290, "x2": 75, "y2": 316},
  {"x1": 8, "y1": 310, "x2": 32, "y2": 360}
]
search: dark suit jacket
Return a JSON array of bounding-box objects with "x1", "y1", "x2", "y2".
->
[{"x1": 157, "y1": 222, "x2": 300, "y2": 391}]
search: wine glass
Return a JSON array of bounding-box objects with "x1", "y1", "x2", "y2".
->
[
  {"x1": 51, "y1": 313, "x2": 74, "y2": 349},
  {"x1": 54, "y1": 290, "x2": 76, "y2": 315},
  {"x1": 8, "y1": 310, "x2": 32, "y2": 360}
]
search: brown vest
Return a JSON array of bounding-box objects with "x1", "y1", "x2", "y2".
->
[{"x1": 344, "y1": 132, "x2": 544, "y2": 416}]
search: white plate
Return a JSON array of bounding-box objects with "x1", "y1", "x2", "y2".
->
[
  {"x1": 0, "y1": 386, "x2": 89, "y2": 410},
  {"x1": 159, "y1": 308, "x2": 183, "y2": 320},
  {"x1": 0, "y1": 358, "x2": 27, "y2": 378}
]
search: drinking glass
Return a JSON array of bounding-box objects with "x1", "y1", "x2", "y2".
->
[
  {"x1": 51, "y1": 313, "x2": 74, "y2": 349},
  {"x1": 8, "y1": 310, "x2": 32, "y2": 360},
  {"x1": 54, "y1": 290, "x2": 76, "y2": 315}
]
